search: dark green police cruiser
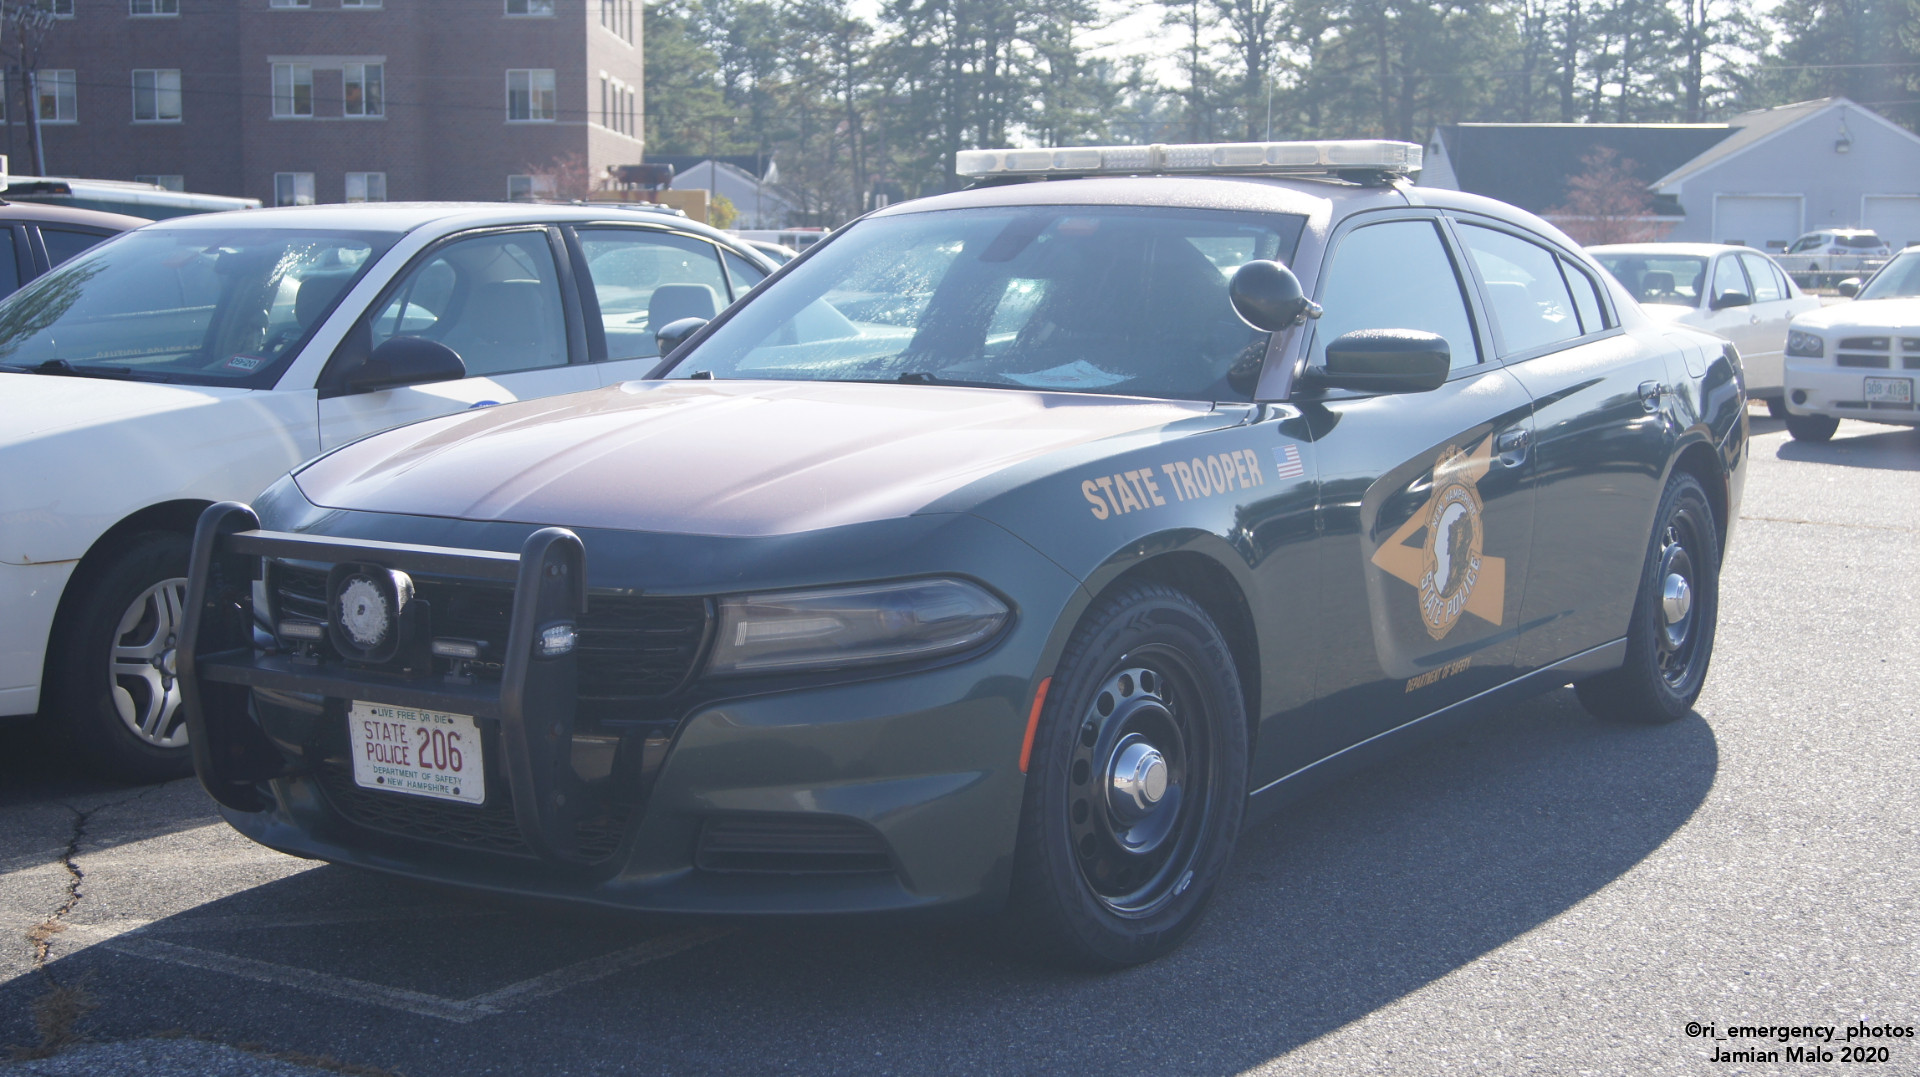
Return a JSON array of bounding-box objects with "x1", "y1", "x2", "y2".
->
[{"x1": 181, "y1": 140, "x2": 1747, "y2": 967}]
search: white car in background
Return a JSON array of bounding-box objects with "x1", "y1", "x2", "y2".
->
[
  {"x1": 0, "y1": 203, "x2": 774, "y2": 781},
  {"x1": 1781, "y1": 246, "x2": 1920, "y2": 442},
  {"x1": 1590, "y1": 243, "x2": 1821, "y2": 415}
]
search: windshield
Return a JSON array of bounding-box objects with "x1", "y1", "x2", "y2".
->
[
  {"x1": 662, "y1": 205, "x2": 1306, "y2": 401},
  {"x1": 1593, "y1": 253, "x2": 1707, "y2": 306},
  {"x1": 0, "y1": 226, "x2": 397, "y2": 385},
  {"x1": 1857, "y1": 250, "x2": 1920, "y2": 301}
]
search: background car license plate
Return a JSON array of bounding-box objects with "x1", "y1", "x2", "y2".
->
[
  {"x1": 1864, "y1": 377, "x2": 1913, "y2": 405},
  {"x1": 348, "y1": 702, "x2": 484, "y2": 805}
]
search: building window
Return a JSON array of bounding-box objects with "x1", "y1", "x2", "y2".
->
[
  {"x1": 49, "y1": 0, "x2": 74, "y2": 15},
  {"x1": 37, "y1": 70, "x2": 77, "y2": 124},
  {"x1": 132, "y1": 69, "x2": 182, "y2": 123},
  {"x1": 274, "y1": 172, "x2": 315, "y2": 207},
  {"x1": 272, "y1": 63, "x2": 312, "y2": 118},
  {"x1": 507, "y1": 174, "x2": 553, "y2": 201},
  {"x1": 341, "y1": 0, "x2": 382, "y2": 6},
  {"x1": 506, "y1": 0, "x2": 555, "y2": 14},
  {"x1": 343, "y1": 62, "x2": 383, "y2": 117},
  {"x1": 345, "y1": 172, "x2": 386, "y2": 202},
  {"x1": 505, "y1": 69, "x2": 555, "y2": 122},
  {"x1": 131, "y1": 0, "x2": 180, "y2": 14},
  {"x1": 268, "y1": 0, "x2": 310, "y2": 8},
  {"x1": 136, "y1": 174, "x2": 185, "y2": 191}
]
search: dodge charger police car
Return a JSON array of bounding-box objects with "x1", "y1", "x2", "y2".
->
[{"x1": 180, "y1": 141, "x2": 1746, "y2": 968}]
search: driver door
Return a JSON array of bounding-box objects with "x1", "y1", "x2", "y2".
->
[
  {"x1": 317, "y1": 227, "x2": 596, "y2": 452},
  {"x1": 1280, "y1": 213, "x2": 1537, "y2": 769}
]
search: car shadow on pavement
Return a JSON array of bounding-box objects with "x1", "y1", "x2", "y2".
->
[
  {"x1": 0, "y1": 687, "x2": 1716, "y2": 1076},
  {"x1": 1774, "y1": 425, "x2": 1920, "y2": 470}
]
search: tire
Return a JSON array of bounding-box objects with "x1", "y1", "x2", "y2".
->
[
  {"x1": 46, "y1": 532, "x2": 195, "y2": 783},
  {"x1": 1005, "y1": 581, "x2": 1248, "y2": 968},
  {"x1": 1765, "y1": 397, "x2": 1789, "y2": 420},
  {"x1": 1576, "y1": 472, "x2": 1720, "y2": 725},
  {"x1": 1785, "y1": 413, "x2": 1838, "y2": 442}
]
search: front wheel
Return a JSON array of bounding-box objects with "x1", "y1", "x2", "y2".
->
[
  {"x1": 1785, "y1": 413, "x2": 1839, "y2": 442},
  {"x1": 1006, "y1": 582, "x2": 1248, "y2": 968},
  {"x1": 1576, "y1": 472, "x2": 1720, "y2": 724},
  {"x1": 47, "y1": 532, "x2": 195, "y2": 783}
]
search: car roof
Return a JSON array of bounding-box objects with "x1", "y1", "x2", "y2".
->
[
  {"x1": 1802, "y1": 228, "x2": 1881, "y2": 237},
  {"x1": 1588, "y1": 243, "x2": 1761, "y2": 258},
  {"x1": 0, "y1": 199, "x2": 148, "y2": 231},
  {"x1": 140, "y1": 201, "x2": 750, "y2": 247}
]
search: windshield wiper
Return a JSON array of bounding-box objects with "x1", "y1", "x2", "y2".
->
[
  {"x1": 893, "y1": 371, "x2": 1009, "y2": 389},
  {"x1": 24, "y1": 358, "x2": 146, "y2": 380}
]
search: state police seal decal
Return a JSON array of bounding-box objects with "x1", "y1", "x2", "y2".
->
[{"x1": 1370, "y1": 437, "x2": 1508, "y2": 642}]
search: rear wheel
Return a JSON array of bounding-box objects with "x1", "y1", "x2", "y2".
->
[
  {"x1": 47, "y1": 533, "x2": 195, "y2": 783},
  {"x1": 1764, "y1": 397, "x2": 1789, "y2": 420},
  {"x1": 1785, "y1": 413, "x2": 1839, "y2": 442},
  {"x1": 1006, "y1": 582, "x2": 1247, "y2": 968},
  {"x1": 1576, "y1": 472, "x2": 1719, "y2": 724}
]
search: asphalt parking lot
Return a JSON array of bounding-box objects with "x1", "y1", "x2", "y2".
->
[{"x1": 3, "y1": 410, "x2": 1917, "y2": 1077}]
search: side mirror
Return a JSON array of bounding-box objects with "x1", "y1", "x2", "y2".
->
[
  {"x1": 655, "y1": 316, "x2": 708, "y2": 358},
  {"x1": 1711, "y1": 290, "x2": 1751, "y2": 310},
  {"x1": 1305, "y1": 329, "x2": 1451, "y2": 394},
  {"x1": 1838, "y1": 278, "x2": 1861, "y2": 298},
  {"x1": 1229, "y1": 260, "x2": 1320, "y2": 332},
  {"x1": 345, "y1": 336, "x2": 465, "y2": 394}
]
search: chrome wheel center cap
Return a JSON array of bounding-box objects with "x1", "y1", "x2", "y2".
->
[
  {"x1": 1110, "y1": 739, "x2": 1169, "y2": 817},
  {"x1": 1661, "y1": 573, "x2": 1692, "y2": 625}
]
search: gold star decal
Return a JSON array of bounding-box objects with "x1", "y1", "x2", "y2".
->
[{"x1": 1369, "y1": 438, "x2": 1506, "y2": 640}]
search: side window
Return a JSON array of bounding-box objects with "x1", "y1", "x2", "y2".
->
[
  {"x1": 41, "y1": 228, "x2": 109, "y2": 267},
  {"x1": 1458, "y1": 224, "x2": 1580, "y2": 354},
  {"x1": 1313, "y1": 218, "x2": 1479, "y2": 370},
  {"x1": 1739, "y1": 253, "x2": 1785, "y2": 302},
  {"x1": 1557, "y1": 255, "x2": 1609, "y2": 335},
  {"x1": 1711, "y1": 256, "x2": 1750, "y2": 304},
  {"x1": 721, "y1": 249, "x2": 766, "y2": 296},
  {"x1": 368, "y1": 230, "x2": 568, "y2": 378},
  {"x1": 576, "y1": 228, "x2": 731, "y2": 359},
  {"x1": 0, "y1": 228, "x2": 20, "y2": 297}
]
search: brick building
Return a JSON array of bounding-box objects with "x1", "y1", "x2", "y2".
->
[{"x1": 9, "y1": 0, "x2": 643, "y2": 205}]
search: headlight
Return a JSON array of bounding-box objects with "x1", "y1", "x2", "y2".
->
[
  {"x1": 708, "y1": 578, "x2": 1009, "y2": 674},
  {"x1": 1786, "y1": 330, "x2": 1825, "y2": 358}
]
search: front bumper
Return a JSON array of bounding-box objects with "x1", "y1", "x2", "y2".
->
[
  {"x1": 181, "y1": 502, "x2": 1079, "y2": 915},
  {"x1": 1784, "y1": 359, "x2": 1920, "y2": 425}
]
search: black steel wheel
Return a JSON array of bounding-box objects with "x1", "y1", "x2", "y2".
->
[
  {"x1": 1577, "y1": 471, "x2": 1720, "y2": 724},
  {"x1": 1006, "y1": 581, "x2": 1247, "y2": 968},
  {"x1": 46, "y1": 532, "x2": 197, "y2": 783},
  {"x1": 1785, "y1": 413, "x2": 1838, "y2": 442}
]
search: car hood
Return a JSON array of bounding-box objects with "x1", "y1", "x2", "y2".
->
[
  {"x1": 0, "y1": 373, "x2": 252, "y2": 447},
  {"x1": 294, "y1": 379, "x2": 1217, "y2": 537},
  {"x1": 1791, "y1": 297, "x2": 1920, "y2": 332}
]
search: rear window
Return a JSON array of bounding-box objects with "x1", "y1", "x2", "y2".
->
[{"x1": 1841, "y1": 234, "x2": 1886, "y2": 248}]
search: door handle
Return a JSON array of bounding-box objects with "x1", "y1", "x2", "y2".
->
[
  {"x1": 1495, "y1": 426, "x2": 1531, "y2": 467},
  {"x1": 1638, "y1": 380, "x2": 1666, "y2": 412}
]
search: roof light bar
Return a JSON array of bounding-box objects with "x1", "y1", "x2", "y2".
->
[{"x1": 954, "y1": 140, "x2": 1423, "y2": 180}]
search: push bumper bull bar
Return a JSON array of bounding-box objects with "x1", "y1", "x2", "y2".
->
[{"x1": 180, "y1": 501, "x2": 598, "y2": 865}]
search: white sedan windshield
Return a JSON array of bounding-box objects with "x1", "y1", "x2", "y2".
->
[
  {"x1": 1858, "y1": 251, "x2": 1920, "y2": 301},
  {"x1": 0, "y1": 227, "x2": 397, "y2": 385}
]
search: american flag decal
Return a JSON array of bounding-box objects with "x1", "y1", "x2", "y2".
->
[{"x1": 1272, "y1": 443, "x2": 1305, "y2": 480}]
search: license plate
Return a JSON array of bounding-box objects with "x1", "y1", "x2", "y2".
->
[
  {"x1": 1864, "y1": 376, "x2": 1914, "y2": 404},
  {"x1": 348, "y1": 701, "x2": 484, "y2": 805}
]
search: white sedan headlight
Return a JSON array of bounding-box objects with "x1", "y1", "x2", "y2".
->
[
  {"x1": 1786, "y1": 330, "x2": 1825, "y2": 358},
  {"x1": 708, "y1": 578, "x2": 1009, "y2": 674}
]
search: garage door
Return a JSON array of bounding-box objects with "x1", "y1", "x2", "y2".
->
[
  {"x1": 1864, "y1": 195, "x2": 1920, "y2": 250},
  {"x1": 1714, "y1": 195, "x2": 1802, "y2": 250}
]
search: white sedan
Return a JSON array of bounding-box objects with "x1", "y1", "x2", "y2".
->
[
  {"x1": 1781, "y1": 247, "x2": 1920, "y2": 441},
  {"x1": 1590, "y1": 243, "x2": 1820, "y2": 414},
  {"x1": 0, "y1": 202, "x2": 773, "y2": 780}
]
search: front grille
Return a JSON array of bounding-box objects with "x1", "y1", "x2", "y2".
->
[
  {"x1": 269, "y1": 563, "x2": 710, "y2": 712},
  {"x1": 1837, "y1": 354, "x2": 1891, "y2": 368},
  {"x1": 695, "y1": 815, "x2": 893, "y2": 875},
  {"x1": 1841, "y1": 336, "x2": 1890, "y2": 351},
  {"x1": 314, "y1": 758, "x2": 630, "y2": 861}
]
